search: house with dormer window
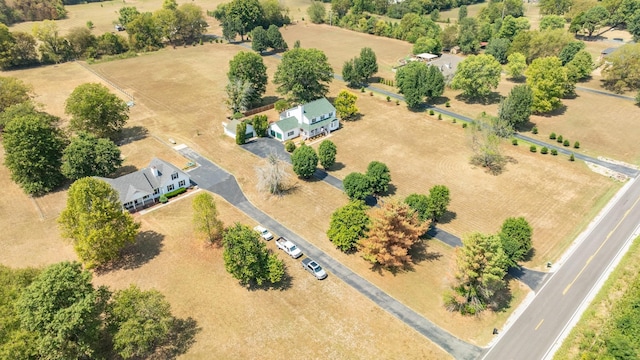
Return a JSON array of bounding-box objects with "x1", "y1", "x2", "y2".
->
[
  {"x1": 96, "y1": 158, "x2": 191, "y2": 212},
  {"x1": 268, "y1": 98, "x2": 339, "y2": 141}
]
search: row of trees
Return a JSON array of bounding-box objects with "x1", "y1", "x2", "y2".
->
[
  {"x1": 446, "y1": 217, "x2": 533, "y2": 315},
  {"x1": 2, "y1": 79, "x2": 128, "y2": 195},
  {"x1": 250, "y1": 24, "x2": 288, "y2": 53},
  {"x1": 213, "y1": 0, "x2": 290, "y2": 41},
  {"x1": 0, "y1": 261, "x2": 185, "y2": 359},
  {"x1": 326, "y1": 185, "x2": 451, "y2": 268},
  {"x1": 0, "y1": 0, "x2": 73, "y2": 25}
]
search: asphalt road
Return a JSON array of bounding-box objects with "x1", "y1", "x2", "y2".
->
[{"x1": 482, "y1": 176, "x2": 640, "y2": 360}]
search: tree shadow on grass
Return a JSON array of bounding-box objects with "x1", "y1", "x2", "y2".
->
[
  {"x1": 455, "y1": 92, "x2": 503, "y2": 105},
  {"x1": 96, "y1": 230, "x2": 164, "y2": 274},
  {"x1": 488, "y1": 279, "x2": 514, "y2": 313},
  {"x1": 150, "y1": 317, "x2": 201, "y2": 360},
  {"x1": 117, "y1": 125, "x2": 148, "y2": 145},
  {"x1": 246, "y1": 268, "x2": 294, "y2": 292},
  {"x1": 538, "y1": 105, "x2": 567, "y2": 117},
  {"x1": 327, "y1": 162, "x2": 345, "y2": 171},
  {"x1": 111, "y1": 164, "x2": 138, "y2": 177},
  {"x1": 437, "y1": 210, "x2": 457, "y2": 225},
  {"x1": 409, "y1": 240, "x2": 442, "y2": 266},
  {"x1": 379, "y1": 183, "x2": 397, "y2": 197},
  {"x1": 429, "y1": 96, "x2": 451, "y2": 106}
]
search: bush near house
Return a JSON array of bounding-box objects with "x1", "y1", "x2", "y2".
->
[{"x1": 165, "y1": 187, "x2": 187, "y2": 199}]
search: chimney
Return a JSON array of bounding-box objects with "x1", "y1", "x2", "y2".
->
[{"x1": 151, "y1": 166, "x2": 158, "y2": 177}]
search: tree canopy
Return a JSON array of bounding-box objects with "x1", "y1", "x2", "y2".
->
[
  {"x1": 291, "y1": 144, "x2": 318, "y2": 179},
  {"x1": 395, "y1": 61, "x2": 444, "y2": 108},
  {"x1": 366, "y1": 160, "x2": 391, "y2": 195},
  {"x1": 58, "y1": 178, "x2": 141, "y2": 268},
  {"x1": 446, "y1": 233, "x2": 509, "y2": 315},
  {"x1": 526, "y1": 56, "x2": 568, "y2": 113},
  {"x1": 61, "y1": 132, "x2": 122, "y2": 181},
  {"x1": 505, "y1": 52, "x2": 527, "y2": 80},
  {"x1": 359, "y1": 200, "x2": 428, "y2": 269},
  {"x1": 327, "y1": 200, "x2": 370, "y2": 252},
  {"x1": 222, "y1": 223, "x2": 285, "y2": 286},
  {"x1": 106, "y1": 285, "x2": 174, "y2": 359},
  {"x1": 318, "y1": 139, "x2": 337, "y2": 169},
  {"x1": 499, "y1": 217, "x2": 533, "y2": 267},
  {"x1": 334, "y1": 89, "x2": 358, "y2": 120},
  {"x1": 343, "y1": 172, "x2": 372, "y2": 200},
  {"x1": 3, "y1": 110, "x2": 66, "y2": 195},
  {"x1": 192, "y1": 192, "x2": 224, "y2": 245},
  {"x1": 273, "y1": 48, "x2": 333, "y2": 103},
  {"x1": 16, "y1": 261, "x2": 108, "y2": 359},
  {"x1": 0, "y1": 76, "x2": 32, "y2": 113},
  {"x1": 65, "y1": 83, "x2": 129, "y2": 140},
  {"x1": 498, "y1": 84, "x2": 533, "y2": 130},
  {"x1": 451, "y1": 54, "x2": 502, "y2": 102},
  {"x1": 602, "y1": 43, "x2": 640, "y2": 93}
]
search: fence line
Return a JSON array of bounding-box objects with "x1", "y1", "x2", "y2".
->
[
  {"x1": 243, "y1": 103, "x2": 275, "y2": 117},
  {"x1": 75, "y1": 61, "x2": 135, "y2": 102}
]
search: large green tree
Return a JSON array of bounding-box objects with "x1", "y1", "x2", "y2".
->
[
  {"x1": 343, "y1": 172, "x2": 372, "y2": 201},
  {"x1": 16, "y1": 262, "x2": 108, "y2": 359},
  {"x1": 3, "y1": 111, "x2": 66, "y2": 195},
  {"x1": 358, "y1": 47, "x2": 378, "y2": 82},
  {"x1": 485, "y1": 38, "x2": 511, "y2": 64},
  {"x1": 126, "y1": 12, "x2": 164, "y2": 51},
  {"x1": 451, "y1": 54, "x2": 502, "y2": 102},
  {"x1": 273, "y1": 48, "x2": 333, "y2": 103},
  {"x1": 58, "y1": 178, "x2": 141, "y2": 268},
  {"x1": 498, "y1": 84, "x2": 533, "y2": 129},
  {"x1": 65, "y1": 83, "x2": 129, "y2": 140},
  {"x1": 291, "y1": 144, "x2": 318, "y2": 179},
  {"x1": 318, "y1": 139, "x2": 337, "y2": 169},
  {"x1": 446, "y1": 233, "x2": 509, "y2": 315},
  {"x1": 359, "y1": 200, "x2": 429, "y2": 269},
  {"x1": 427, "y1": 185, "x2": 451, "y2": 222},
  {"x1": 457, "y1": 18, "x2": 479, "y2": 54},
  {"x1": 250, "y1": 26, "x2": 268, "y2": 53},
  {"x1": 395, "y1": 61, "x2": 444, "y2": 108},
  {"x1": 0, "y1": 76, "x2": 32, "y2": 113},
  {"x1": 327, "y1": 200, "x2": 370, "y2": 252},
  {"x1": 334, "y1": 89, "x2": 358, "y2": 120},
  {"x1": 266, "y1": 24, "x2": 288, "y2": 51},
  {"x1": 404, "y1": 193, "x2": 430, "y2": 222},
  {"x1": 539, "y1": 0, "x2": 572, "y2": 15},
  {"x1": 227, "y1": 51, "x2": 267, "y2": 105},
  {"x1": 526, "y1": 56, "x2": 568, "y2": 113},
  {"x1": 106, "y1": 285, "x2": 174, "y2": 359},
  {"x1": 505, "y1": 52, "x2": 527, "y2": 80},
  {"x1": 61, "y1": 132, "x2": 122, "y2": 180},
  {"x1": 0, "y1": 265, "x2": 40, "y2": 358},
  {"x1": 307, "y1": 2, "x2": 326, "y2": 24},
  {"x1": 366, "y1": 160, "x2": 391, "y2": 195},
  {"x1": 222, "y1": 223, "x2": 285, "y2": 286},
  {"x1": 222, "y1": 0, "x2": 266, "y2": 40},
  {"x1": 499, "y1": 217, "x2": 533, "y2": 267},
  {"x1": 192, "y1": 192, "x2": 224, "y2": 244},
  {"x1": 602, "y1": 43, "x2": 640, "y2": 93}
]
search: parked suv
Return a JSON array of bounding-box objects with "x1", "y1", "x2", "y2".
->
[{"x1": 301, "y1": 258, "x2": 327, "y2": 280}]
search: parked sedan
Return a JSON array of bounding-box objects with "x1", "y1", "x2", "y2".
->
[
  {"x1": 301, "y1": 258, "x2": 327, "y2": 280},
  {"x1": 253, "y1": 225, "x2": 274, "y2": 240}
]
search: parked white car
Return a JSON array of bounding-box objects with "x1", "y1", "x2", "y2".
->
[
  {"x1": 275, "y1": 237, "x2": 303, "y2": 258},
  {"x1": 253, "y1": 225, "x2": 274, "y2": 240}
]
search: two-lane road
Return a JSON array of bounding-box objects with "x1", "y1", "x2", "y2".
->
[{"x1": 483, "y1": 177, "x2": 640, "y2": 359}]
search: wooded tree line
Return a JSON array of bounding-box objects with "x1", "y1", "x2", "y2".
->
[
  {"x1": 0, "y1": 262, "x2": 190, "y2": 359},
  {"x1": 1, "y1": 77, "x2": 128, "y2": 195},
  {"x1": 213, "y1": 0, "x2": 290, "y2": 41}
]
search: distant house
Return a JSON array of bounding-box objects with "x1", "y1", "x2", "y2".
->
[
  {"x1": 223, "y1": 119, "x2": 256, "y2": 140},
  {"x1": 268, "y1": 98, "x2": 339, "y2": 141},
  {"x1": 415, "y1": 53, "x2": 439, "y2": 62},
  {"x1": 97, "y1": 158, "x2": 191, "y2": 212}
]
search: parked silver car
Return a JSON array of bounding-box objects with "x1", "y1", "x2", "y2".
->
[{"x1": 301, "y1": 258, "x2": 327, "y2": 280}]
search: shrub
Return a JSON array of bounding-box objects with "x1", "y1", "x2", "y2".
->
[
  {"x1": 541, "y1": 147, "x2": 548, "y2": 154},
  {"x1": 563, "y1": 139, "x2": 569, "y2": 146},
  {"x1": 462, "y1": 122, "x2": 467, "y2": 128},
  {"x1": 530, "y1": 145, "x2": 537, "y2": 152},
  {"x1": 274, "y1": 99, "x2": 290, "y2": 112},
  {"x1": 438, "y1": 114, "x2": 443, "y2": 120},
  {"x1": 379, "y1": 78, "x2": 385, "y2": 83},
  {"x1": 551, "y1": 149, "x2": 558, "y2": 155},
  {"x1": 569, "y1": 153, "x2": 575, "y2": 161},
  {"x1": 386, "y1": 96, "x2": 390, "y2": 102},
  {"x1": 233, "y1": 112, "x2": 243, "y2": 119},
  {"x1": 452, "y1": 118, "x2": 457, "y2": 123},
  {"x1": 445, "y1": 101, "x2": 451, "y2": 107},
  {"x1": 159, "y1": 195, "x2": 168, "y2": 203},
  {"x1": 549, "y1": 132, "x2": 556, "y2": 140},
  {"x1": 165, "y1": 187, "x2": 187, "y2": 199},
  {"x1": 532, "y1": 127, "x2": 538, "y2": 134},
  {"x1": 361, "y1": 87, "x2": 366, "y2": 93},
  {"x1": 285, "y1": 140, "x2": 296, "y2": 153},
  {"x1": 396, "y1": 100, "x2": 400, "y2": 105},
  {"x1": 574, "y1": 141, "x2": 580, "y2": 149},
  {"x1": 369, "y1": 91, "x2": 374, "y2": 96},
  {"x1": 556, "y1": 135, "x2": 563, "y2": 143},
  {"x1": 429, "y1": 109, "x2": 435, "y2": 115},
  {"x1": 512, "y1": 138, "x2": 518, "y2": 145}
]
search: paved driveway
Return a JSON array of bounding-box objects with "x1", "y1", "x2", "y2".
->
[{"x1": 177, "y1": 145, "x2": 482, "y2": 360}]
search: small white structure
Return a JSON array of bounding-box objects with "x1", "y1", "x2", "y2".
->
[
  {"x1": 97, "y1": 158, "x2": 191, "y2": 212},
  {"x1": 223, "y1": 119, "x2": 256, "y2": 140},
  {"x1": 415, "y1": 53, "x2": 439, "y2": 62},
  {"x1": 268, "y1": 98, "x2": 339, "y2": 141}
]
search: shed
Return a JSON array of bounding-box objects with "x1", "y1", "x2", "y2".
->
[
  {"x1": 223, "y1": 119, "x2": 256, "y2": 140},
  {"x1": 415, "y1": 53, "x2": 439, "y2": 62}
]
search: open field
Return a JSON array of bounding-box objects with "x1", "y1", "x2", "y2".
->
[
  {"x1": 93, "y1": 195, "x2": 451, "y2": 359},
  {"x1": 0, "y1": 12, "x2": 631, "y2": 351},
  {"x1": 554, "y1": 236, "x2": 640, "y2": 359}
]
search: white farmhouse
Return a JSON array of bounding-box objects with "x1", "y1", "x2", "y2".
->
[
  {"x1": 268, "y1": 98, "x2": 339, "y2": 141},
  {"x1": 97, "y1": 158, "x2": 191, "y2": 212}
]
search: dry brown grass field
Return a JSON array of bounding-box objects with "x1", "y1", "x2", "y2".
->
[{"x1": 1, "y1": 2, "x2": 636, "y2": 354}]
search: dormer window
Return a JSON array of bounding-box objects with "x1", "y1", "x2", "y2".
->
[{"x1": 171, "y1": 172, "x2": 178, "y2": 180}]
